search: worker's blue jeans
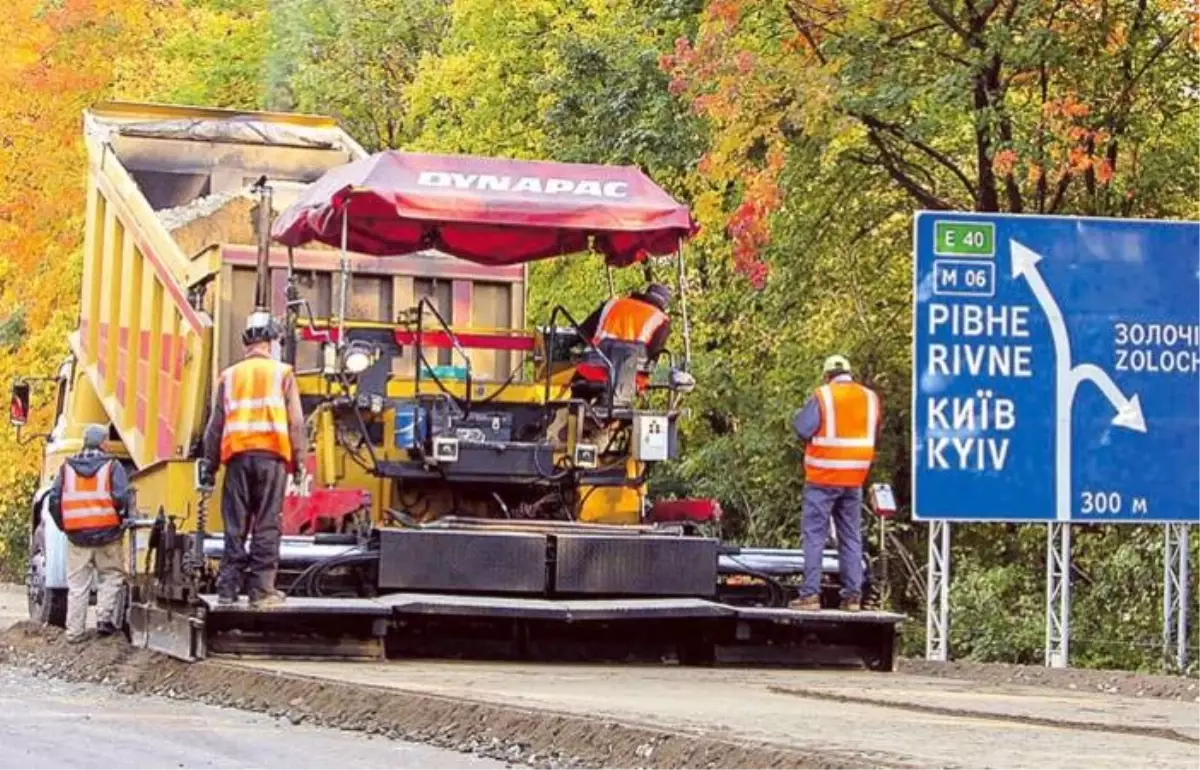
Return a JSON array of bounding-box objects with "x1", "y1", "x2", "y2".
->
[{"x1": 799, "y1": 484, "x2": 863, "y2": 600}]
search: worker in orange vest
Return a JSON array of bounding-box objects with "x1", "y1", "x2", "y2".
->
[
  {"x1": 47, "y1": 424, "x2": 133, "y2": 643},
  {"x1": 577, "y1": 283, "x2": 671, "y2": 403},
  {"x1": 201, "y1": 311, "x2": 306, "y2": 608},
  {"x1": 790, "y1": 355, "x2": 882, "y2": 612}
]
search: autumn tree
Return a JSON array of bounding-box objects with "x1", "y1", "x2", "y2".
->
[
  {"x1": 0, "y1": 0, "x2": 163, "y2": 573},
  {"x1": 663, "y1": 0, "x2": 1199, "y2": 664}
]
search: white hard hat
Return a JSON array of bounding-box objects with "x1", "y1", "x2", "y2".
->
[
  {"x1": 822, "y1": 354, "x2": 851, "y2": 375},
  {"x1": 243, "y1": 310, "x2": 281, "y2": 345}
]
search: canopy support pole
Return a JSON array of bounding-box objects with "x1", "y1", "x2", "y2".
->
[
  {"x1": 283, "y1": 245, "x2": 297, "y2": 366},
  {"x1": 337, "y1": 209, "x2": 350, "y2": 351},
  {"x1": 252, "y1": 179, "x2": 273, "y2": 312},
  {"x1": 606, "y1": 264, "x2": 615, "y2": 298},
  {"x1": 676, "y1": 245, "x2": 692, "y2": 370}
]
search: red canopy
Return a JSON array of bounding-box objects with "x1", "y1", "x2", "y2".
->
[{"x1": 271, "y1": 150, "x2": 696, "y2": 266}]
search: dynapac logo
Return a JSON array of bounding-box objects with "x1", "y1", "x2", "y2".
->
[{"x1": 417, "y1": 171, "x2": 629, "y2": 199}]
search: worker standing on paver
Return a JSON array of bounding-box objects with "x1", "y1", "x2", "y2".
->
[
  {"x1": 201, "y1": 311, "x2": 306, "y2": 608},
  {"x1": 578, "y1": 283, "x2": 672, "y2": 403},
  {"x1": 47, "y1": 424, "x2": 133, "y2": 642},
  {"x1": 790, "y1": 355, "x2": 881, "y2": 612}
]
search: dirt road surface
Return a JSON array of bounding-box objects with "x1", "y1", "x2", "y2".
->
[
  {"x1": 0, "y1": 663, "x2": 506, "y2": 770},
  {"x1": 233, "y1": 658, "x2": 1197, "y2": 769},
  {"x1": 3, "y1": 583, "x2": 1197, "y2": 768}
]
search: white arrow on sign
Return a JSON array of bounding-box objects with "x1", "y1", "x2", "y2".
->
[{"x1": 1010, "y1": 239, "x2": 1147, "y2": 521}]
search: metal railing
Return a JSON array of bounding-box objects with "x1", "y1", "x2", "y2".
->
[
  {"x1": 543, "y1": 305, "x2": 617, "y2": 417},
  {"x1": 412, "y1": 297, "x2": 474, "y2": 417}
]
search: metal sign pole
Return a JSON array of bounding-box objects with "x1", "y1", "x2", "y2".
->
[
  {"x1": 925, "y1": 520, "x2": 950, "y2": 661},
  {"x1": 1045, "y1": 522, "x2": 1071, "y2": 668},
  {"x1": 1163, "y1": 523, "x2": 1191, "y2": 671},
  {"x1": 1179, "y1": 524, "x2": 1191, "y2": 671}
]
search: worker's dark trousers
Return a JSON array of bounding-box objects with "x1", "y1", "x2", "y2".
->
[
  {"x1": 594, "y1": 340, "x2": 645, "y2": 406},
  {"x1": 217, "y1": 453, "x2": 287, "y2": 600},
  {"x1": 799, "y1": 484, "x2": 864, "y2": 600}
]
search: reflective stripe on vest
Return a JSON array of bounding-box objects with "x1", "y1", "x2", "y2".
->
[
  {"x1": 61, "y1": 462, "x2": 120, "y2": 532},
  {"x1": 804, "y1": 380, "x2": 878, "y2": 488},
  {"x1": 220, "y1": 357, "x2": 293, "y2": 464},
  {"x1": 593, "y1": 297, "x2": 667, "y2": 346}
]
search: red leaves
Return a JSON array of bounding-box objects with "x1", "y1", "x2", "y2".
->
[
  {"x1": 727, "y1": 196, "x2": 769, "y2": 284},
  {"x1": 656, "y1": 0, "x2": 780, "y2": 290}
]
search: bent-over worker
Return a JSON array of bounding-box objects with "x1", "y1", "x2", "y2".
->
[
  {"x1": 577, "y1": 283, "x2": 672, "y2": 404},
  {"x1": 790, "y1": 355, "x2": 881, "y2": 612},
  {"x1": 47, "y1": 424, "x2": 133, "y2": 643},
  {"x1": 202, "y1": 311, "x2": 306, "y2": 608}
]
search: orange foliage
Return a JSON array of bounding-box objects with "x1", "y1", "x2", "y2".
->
[
  {"x1": 992, "y1": 149, "x2": 1018, "y2": 176},
  {"x1": 0, "y1": 0, "x2": 157, "y2": 502}
]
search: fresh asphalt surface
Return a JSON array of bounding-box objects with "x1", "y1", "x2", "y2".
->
[{"x1": 0, "y1": 584, "x2": 505, "y2": 769}]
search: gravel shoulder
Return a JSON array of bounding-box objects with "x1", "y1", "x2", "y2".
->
[{"x1": 898, "y1": 657, "x2": 1199, "y2": 700}]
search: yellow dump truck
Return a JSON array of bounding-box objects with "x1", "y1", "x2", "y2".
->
[{"x1": 12, "y1": 102, "x2": 902, "y2": 668}]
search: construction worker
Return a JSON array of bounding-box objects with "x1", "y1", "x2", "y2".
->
[
  {"x1": 201, "y1": 311, "x2": 305, "y2": 608},
  {"x1": 46, "y1": 424, "x2": 132, "y2": 643},
  {"x1": 577, "y1": 283, "x2": 671, "y2": 403},
  {"x1": 790, "y1": 355, "x2": 882, "y2": 612}
]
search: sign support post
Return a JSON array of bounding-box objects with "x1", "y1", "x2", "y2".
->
[
  {"x1": 1045, "y1": 522, "x2": 1072, "y2": 668},
  {"x1": 1162, "y1": 523, "x2": 1191, "y2": 671},
  {"x1": 926, "y1": 521, "x2": 950, "y2": 661}
]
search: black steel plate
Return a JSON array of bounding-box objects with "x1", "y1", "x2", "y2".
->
[
  {"x1": 553, "y1": 534, "x2": 718, "y2": 597},
  {"x1": 377, "y1": 528, "x2": 548, "y2": 593}
]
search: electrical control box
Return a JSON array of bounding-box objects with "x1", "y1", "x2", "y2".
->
[
  {"x1": 574, "y1": 443, "x2": 598, "y2": 469},
  {"x1": 450, "y1": 411, "x2": 513, "y2": 443},
  {"x1": 433, "y1": 436, "x2": 460, "y2": 463},
  {"x1": 632, "y1": 414, "x2": 669, "y2": 462}
]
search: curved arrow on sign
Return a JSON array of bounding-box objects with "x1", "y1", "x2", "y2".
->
[{"x1": 1010, "y1": 239, "x2": 1147, "y2": 520}]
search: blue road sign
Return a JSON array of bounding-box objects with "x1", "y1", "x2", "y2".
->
[{"x1": 912, "y1": 212, "x2": 1200, "y2": 523}]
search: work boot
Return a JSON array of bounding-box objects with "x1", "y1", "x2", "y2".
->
[
  {"x1": 788, "y1": 595, "x2": 821, "y2": 611},
  {"x1": 249, "y1": 590, "x2": 287, "y2": 609},
  {"x1": 96, "y1": 620, "x2": 118, "y2": 637},
  {"x1": 839, "y1": 595, "x2": 862, "y2": 612},
  {"x1": 66, "y1": 631, "x2": 94, "y2": 645}
]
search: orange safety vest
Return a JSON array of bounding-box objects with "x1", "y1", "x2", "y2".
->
[
  {"x1": 593, "y1": 297, "x2": 668, "y2": 347},
  {"x1": 219, "y1": 356, "x2": 293, "y2": 464},
  {"x1": 61, "y1": 462, "x2": 121, "y2": 533},
  {"x1": 804, "y1": 380, "x2": 879, "y2": 488}
]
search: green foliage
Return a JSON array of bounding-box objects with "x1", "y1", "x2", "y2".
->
[
  {"x1": 0, "y1": 308, "x2": 26, "y2": 350},
  {"x1": 267, "y1": 0, "x2": 450, "y2": 150},
  {"x1": 0, "y1": 472, "x2": 36, "y2": 582}
]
